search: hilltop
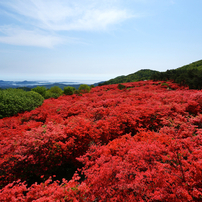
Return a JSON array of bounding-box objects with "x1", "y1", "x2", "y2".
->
[
  {"x1": 100, "y1": 69, "x2": 158, "y2": 85},
  {"x1": 177, "y1": 59, "x2": 202, "y2": 71},
  {"x1": 100, "y1": 59, "x2": 202, "y2": 89}
]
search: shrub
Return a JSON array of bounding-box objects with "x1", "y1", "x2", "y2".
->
[
  {"x1": 49, "y1": 86, "x2": 63, "y2": 95},
  {"x1": 31, "y1": 86, "x2": 47, "y2": 98},
  {"x1": 0, "y1": 89, "x2": 44, "y2": 119},
  {"x1": 78, "y1": 84, "x2": 91, "y2": 93},
  {"x1": 44, "y1": 86, "x2": 63, "y2": 99},
  {"x1": 44, "y1": 91, "x2": 60, "y2": 99},
  {"x1": 118, "y1": 83, "x2": 126, "y2": 90},
  {"x1": 64, "y1": 86, "x2": 76, "y2": 95},
  {"x1": 74, "y1": 89, "x2": 82, "y2": 96}
]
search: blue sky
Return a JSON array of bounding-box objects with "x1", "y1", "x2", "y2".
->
[{"x1": 0, "y1": 0, "x2": 202, "y2": 82}]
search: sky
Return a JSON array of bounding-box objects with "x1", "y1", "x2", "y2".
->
[{"x1": 0, "y1": 0, "x2": 202, "y2": 82}]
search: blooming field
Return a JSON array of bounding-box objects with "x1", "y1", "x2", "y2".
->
[{"x1": 0, "y1": 81, "x2": 202, "y2": 201}]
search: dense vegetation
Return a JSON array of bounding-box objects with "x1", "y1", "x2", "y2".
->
[
  {"x1": 0, "y1": 85, "x2": 92, "y2": 119},
  {"x1": 32, "y1": 84, "x2": 91, "y2": 99},
  {"x1": 100, "y1": 59, "x2": 202, "y2": 90},
  {"x1": 177, "y1": 59, "x2": 202, "y2": 71},
  {"x1": 0, "y1": 80, "x2": 202, "y2": 201},
  {"x1": 100, "y1": 69, "x2": 158, "y2": 85},
  {"x1": 63, "y1": 86, "x2": 76, "y2": 95},
  {"x1": 151, "y1": 68, "x2": 202, "y2": 89},
  {"x1": 0, "y1": 89, "x2": 44, "y2": 119}
]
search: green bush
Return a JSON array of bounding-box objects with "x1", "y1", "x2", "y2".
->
[
  {"x1": 0, "y1": 89, "x2": 44, "y2": 119},
  {"x1": 44, "y1": 90, "x2": 52, "y2": 99},
  {"x1": 118, "y1": 83, "x2": 126, "y2": 90},
  {"x1": 44, "y1": 86, "x2": 63, "y2": 99},
  {"x1": 49, "y1": 86, "x2": 63, "y2": 95},
  {"x1": 74, "y1": 89, "x2": 82, "y2": 96},
  {"x1": 161, "y1": 83, "x2": 169, "y2": 86},
  {"x1": 78, "y1": 84, "x2": 91, "y2": 93},
  {"x1": 31, "y1": 86, "x2": 47, "y2": 98},
  {"x1": 44, "y1": 91, "x2": 60, "y2": 99},
  {"x1": 64, "y1": 86, "x2": 76, "y2": 95}
]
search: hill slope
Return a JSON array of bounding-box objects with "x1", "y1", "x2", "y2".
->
[
  {"x1": 100, "y1": 69, "x2": 158, "y2": 85},
  {"x1": 100, "y1": 59, "x2": 202, "y2": 89},
  {"x1": 177, "y1": 59, "x2": 202, "y2": 71},
  {"x1": 151, "y1": 59, "x2": 202, "y2": 89}
]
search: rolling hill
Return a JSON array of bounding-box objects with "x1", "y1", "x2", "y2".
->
[
  {"x1": 176, "y1": 59, "x2": 202, "y2": 71},
  {"x1": 100, "y1": 69, "x2": 159, "y2": 85},
  {"x1": 100, "y1": 59, "x2": 202, "y2": 89}
]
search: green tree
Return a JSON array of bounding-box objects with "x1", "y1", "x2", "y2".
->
[
  {"x1": 49, "y1": 86, "x2": 63, "y2": 95},
  {"x1": 64, "y1": 86, "x2": 76, "y2": 95},
  {"x1": 31, "y1": 86, "x2": 47, "y2": 98},
  {"x1": 44, "y1": 86, "x2": 63, "y2": 99},
  {"x1": 78, "y1": 84, "x2": 91, "y2": 93}
]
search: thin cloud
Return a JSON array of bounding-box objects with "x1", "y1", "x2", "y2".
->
[
  {"x1": 0, "y1": 0, "x2": 138, "y2": 47},
  {"x1": 0, "y1": 26, "x2": 66, "y2": 48},
  {"x1": 1, "y1": 0, "x2": 135, "y2": 31}
]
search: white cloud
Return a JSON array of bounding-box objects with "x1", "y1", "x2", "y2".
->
[
  {"x1": 0, "y1": 26, "x2": 67, "y2": 48},
  {"x1": 0, "y1": 0, "x2": 136, "y2": 47},
  {"x1": 1, "y1": 0, "x2": 134, "y2": 31}
]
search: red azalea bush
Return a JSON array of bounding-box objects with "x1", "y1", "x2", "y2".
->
[
  {"x1": 0, "y1": 80, "x2": 202, "y2": 201},
  {"x1": 79, "y1": 132, "x2": 202, "y2": 201}
]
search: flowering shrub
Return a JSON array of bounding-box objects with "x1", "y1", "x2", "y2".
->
[
  {"x1": 79, "y1": 132, "x2": 202, "y2": 201},
  {"x1": 0, "y1": 80, "x2": 202, "y2": 201}
]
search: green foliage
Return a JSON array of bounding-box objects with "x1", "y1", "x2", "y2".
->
[
  {"x1": 78, "y1": 84, "x2": 91, "y2": 93},
  {"x1": 31, "y1": 86, "x2": 47, "y2": 98},
  {"x1": 49, "y1": 86, "x2": 63, "y2": 95},
  {"x1": 100, "y1": 69, "x2": 159, "y2": 86},
  {"x1": 74, "y1": 90, "x2": 82, "y2": 96},
  {"x1": 44, "y1": 86, "x2": 63, "y2": 99},
  {"x1": 151, "y1": 68, "x2": 202, "y2": 90},
  {"x1": 45, "y1": 91, "x2": 59, "y2": 99},
  {"x1": 177, "y1": 59, "x2": 202, "y2": 71},
  {"x1": 0, "y1": 89, "x2": 44, "y2": 119},
  {"x1": 99, "y1": 60, "x2": 202, "y2": 89},
  {"x1": 17, "y1": 87, "x2": 32, "y2": 91},
  {"x1": 118, "y1": 83, "x2": 126, "y2": 90},
  {"x1": 161, "y1": 83, "x2": 169, "y2": 86},
  {"x1": 63, "y1": 86, "x2": 76, "y2": 95}
]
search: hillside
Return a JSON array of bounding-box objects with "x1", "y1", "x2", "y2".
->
[
  {"x1": 100, "y1": 59, "x2": 202, "y2": 89},
  {"x1": 100, "y1": 69, "x2": 158, "y2": 85},
  {"x1": 151, "y1": 59, "x2": 202, "y2": 89},
  {"x1": 0, "y1": 80, "x2": 202, "y2": 201},
  {"x1": 177, "y1": 59, "x2": 202, "y2": 71}
]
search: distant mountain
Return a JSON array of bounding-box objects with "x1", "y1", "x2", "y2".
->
[
  {"x1": 35, "y1": 83, "x2": 82, "y2": 90},
  {"x1": 99, "y1": 69, "x2": 159, "y2": 85},
  {"x1": 0, "y1": 80, "x2": 101, "y2": 90}
]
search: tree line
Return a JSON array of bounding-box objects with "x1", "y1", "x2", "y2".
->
[
  {"x1": 0, "y1": 84, "x2": 92, "y2": 119},
  {"x1": 151, "y1": 68, "x2": 202, "y2": 90}
]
